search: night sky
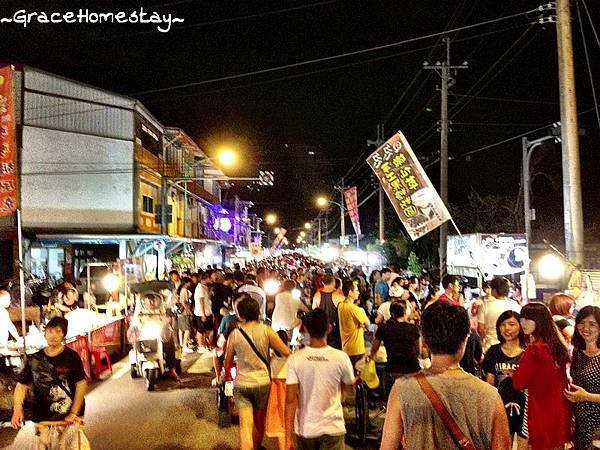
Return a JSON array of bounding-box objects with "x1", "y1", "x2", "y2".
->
[{"x1": 1, "y1": 0, "x2": 598, "y2": 244}]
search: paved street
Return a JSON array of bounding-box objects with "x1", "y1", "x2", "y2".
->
[{"x1": 1, "y1": 352, "x2": 381, "y2": 450}]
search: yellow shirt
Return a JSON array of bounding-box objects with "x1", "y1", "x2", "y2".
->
[{"x1": 338, "y1": 300, "x2": 369, "y2": 356}]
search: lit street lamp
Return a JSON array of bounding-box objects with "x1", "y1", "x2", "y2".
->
[
  {"x1": 265, "y1": 213, "x2": 277, "y2": 225},
  {"x1": 273, "y1": 227, "x2": 281, "y2": 235},
  {"x1": 304, "y1": 222, "x2": 312, "y2": 230},
  {"x1": 316, "y1": 196, "x2": 346, "y2": 244}
]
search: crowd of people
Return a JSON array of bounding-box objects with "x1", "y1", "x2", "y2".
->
[{"x1": 7, "y1": 253, "x2": 600, "y2": 450}]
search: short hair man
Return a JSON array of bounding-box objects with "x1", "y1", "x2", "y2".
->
[
  {"x1": 477, "y1": 276, "x2": 521, "y2": 351},
  {"x1": 312, "y1": 274, "x2": 344, "y2": 349},
  {"x1": 380, "y1": 302, "x2": 510, "y2": 450},
  {"x1": 375, "y1": 268, "x2": 391, "y2": 306},
  {"x1": 338, "y1": 279, "x2": 370, "y2": 367},
  {"x1": 437, "y1": 274, "x2": 462, "y2": 306},
  {"x1": 12, "y1": 317, "x2": 87, "y2": 431},
  {"x1": 285, "y1": 309, "x2": 355, "y2": 450}
]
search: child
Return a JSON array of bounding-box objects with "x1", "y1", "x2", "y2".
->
[{"x1": 265, "y1": 330, "x2": 289, "y2": 450}]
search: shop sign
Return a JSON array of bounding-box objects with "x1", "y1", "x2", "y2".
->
[{"x1": 0, "y1": 65, "x2": 17, "y2": 216}]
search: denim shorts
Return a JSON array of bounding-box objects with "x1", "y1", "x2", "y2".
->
[{"x1": 233, "y1": 384, "x2": 270, "y2": 410}]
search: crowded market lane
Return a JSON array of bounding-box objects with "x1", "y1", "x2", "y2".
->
[{"x1": 1, "y1": 351, "x2": 380, "y2": 450}]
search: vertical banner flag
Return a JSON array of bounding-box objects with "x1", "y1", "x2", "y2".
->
[
  {"x1": 367, "y1": 131, "x2": 451, "y2": 240},
  {"x1": 343, "y1": 186, "x2": 361, "y2": 237},
  {"x1": 0, "y1": 66, "x2": 17, "y2": 216},
  {"x1": 271, "y1": 228, "x2": 287, "y2": 252}
]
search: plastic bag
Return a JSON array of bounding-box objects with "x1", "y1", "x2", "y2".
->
[
  {"x1": 36, "y1": 422, "x2": 90, "y2": 450},
  {"x1": 361, "y1": 358, "x2": 380, "y2": 389}
]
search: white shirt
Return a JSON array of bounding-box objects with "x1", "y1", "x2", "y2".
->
[
  {"x1": 194, "y1": 284, "x2": 212, "y2": 317},
  {"x1": 0, "y1": 308, "x2": 19, "y2": 345},
  {"x1": 477, "y1": 297, "x2": 521, "y2": 351},
  {"x1": 237, "y1": 284, "x2": 267, "y2": 320},
  {"x1": 272, "y1": 291, "x2": 303, "y2": 331},
  {"x1": 377, "y1": 300, "x2": 412, "y2": 322},
  {"x1": 286, "y1": 345, "x2": 355, "y2": 438}
]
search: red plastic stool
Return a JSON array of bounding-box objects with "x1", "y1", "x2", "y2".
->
[{"x1": 91, "y1": 347, "x2": 112, "y2": 378}]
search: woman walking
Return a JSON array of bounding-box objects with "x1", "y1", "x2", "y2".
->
[
  {"x1": 564, "y1": 305, "x2": 600, "y2": 450},
  {"x1": 482, "y1": 310, "x2": 527, "y2": 450},
  {"x1": 225, "y1": 295, "x2": 290, "y2": 450},
  {"x1": 512, "y1": 302, "x2": 571, "y2": 450}
]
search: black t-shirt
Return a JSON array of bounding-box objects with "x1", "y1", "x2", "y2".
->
[
  {"x1": 211, "y1": 283, "x2": 233, "y2": 318},
  {"x1": 482, "y1": 343, "x2": 526, "y2": 434},
  {"x1": 18, "y1": 347, "x2": 86, "y2": 422},
  {"x1": 375, "y1": 320, "x2": 421, "y2": 374}
]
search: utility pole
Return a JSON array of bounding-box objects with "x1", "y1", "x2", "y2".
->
[
  {"x1": 368, "y1": 123, "x2": 386, "y2": 243},
  {"x1": 334, "y1": 178, "x2": 346, "y2": 243},
  {"x1": 424, "y1": 37, "x2": 468, "y2": 279},
  {"x1": 556, "y1": 0, "x2": 585, "y2": 266}
]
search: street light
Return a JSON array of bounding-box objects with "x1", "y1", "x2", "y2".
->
[
  {"x1": 217, "y1": 148, "x2": 236, "y2": 166},
  {"x1": 304, "y1": 222, "x2": 312, "y2": 230},
  {"x1": 300, "y1": 231, "x2": 306, "y2": 238},
  {"x1": 273, "y1": 227, "x2": 281, "y2": 235},
  {"x1": 538, "y1": 253, "x2": 565, "y2": 280},
  {"x1": 316, "y1": 196, "x2": 346, "y2": 244},
  {"x1": 265, "y1": 213, "x2": 277, "y2": 225}
]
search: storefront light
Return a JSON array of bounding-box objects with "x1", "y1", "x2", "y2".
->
[
  {"x1": 102, "y1": 273, "x2": 119, "y2": 292},
  {"x1": 264, "y1": 279, "x2": 280, "y2": 296},
  {"x1": 538, "y1": 253, "x2": 565, "y2": 280}
]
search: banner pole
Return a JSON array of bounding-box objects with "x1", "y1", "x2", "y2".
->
[
  {"x1": 448, "y1": 217, "x2": 486, "y2": 280},
  {"x1": 17, "y1": 209, "x2": 27, "y2": 350}
]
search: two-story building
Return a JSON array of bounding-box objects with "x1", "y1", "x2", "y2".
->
[{"x1": 0, "y1": 65, "x2": 256, "y2": 282}]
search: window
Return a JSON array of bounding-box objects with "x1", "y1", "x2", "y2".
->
[{"x1": 142, "y1": 195, "x2": 154, "y2": 214}]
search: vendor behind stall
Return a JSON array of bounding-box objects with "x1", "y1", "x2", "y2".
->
[{"x1": 0, "y1": 289, "x2": 20, "y2": 346}]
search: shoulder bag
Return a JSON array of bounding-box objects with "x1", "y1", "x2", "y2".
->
[
  {"x1": 414, "y1": 372, "x2": 476, "y2": 450},
  {"x1": 237, "y1": 326, "x2": 271, "y2": 380}
]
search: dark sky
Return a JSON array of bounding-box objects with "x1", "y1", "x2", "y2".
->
[{"x1": 1, "y1": 0, "x2": 599, "y2": 243}]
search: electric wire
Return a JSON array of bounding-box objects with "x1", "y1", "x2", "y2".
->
[
  {"x1": 580, "y1": 0, "x2": 600, "y2": 49},
  {"x1": 576, "y1": 0, "x2": 600, "y2": 132},
  {"x1": 131, "y1": 9, "x2": 538, "y2": 97}
]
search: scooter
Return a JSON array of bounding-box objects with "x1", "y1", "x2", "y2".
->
[{"x1": 129, "y1": 317, "x2": 165, "y2": 391}]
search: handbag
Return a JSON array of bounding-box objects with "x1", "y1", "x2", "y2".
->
[
  {"x1": 36, "y1": 421, "x2": 90, "y2": 450},
  {"x1": 237, "y1": 327, "x2": 271, "y2": 380},
  {"x1": 415, "y1": 372, "x2": 476, "y2": 450}
]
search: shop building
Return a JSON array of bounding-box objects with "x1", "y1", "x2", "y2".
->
[{"x1": 0, "y1": 66, "x2": 256, "y2": 283}]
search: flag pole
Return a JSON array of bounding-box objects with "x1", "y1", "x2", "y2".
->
[
  {"x1": 17, "y1": 209, "x2": 27, "y2": 350},
  {"x1": 448, "y1": 217, "x2": 486, "y2": 280}
]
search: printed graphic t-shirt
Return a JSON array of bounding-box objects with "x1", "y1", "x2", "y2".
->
[
  {"x1": 482, "y1": 343, "x2": 525, "y2": 433},
  {"x1": 18, "y1": 347, "x2": 86, "y2": 422}
]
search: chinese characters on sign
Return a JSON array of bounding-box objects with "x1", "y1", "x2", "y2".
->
[
  {"x1": 343, "y1": 186, "x2": 361, "y2": 237},
  {"x1": 0, "y1": 66, "x2": 17, "y2": 216},
  {"x1": 367, "y1": 131, "x2": 451, "y2": 240}
]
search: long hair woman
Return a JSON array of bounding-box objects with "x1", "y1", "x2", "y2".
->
[
  {"x1": 549, "y1": 293, "x2": 575, "y2": 344},
  {"x1": 564, "y1": 305, "x2": 600, "y2": 450},
  {"x1": 512, "y1": 302, "x2": 571, "y2": 450}
]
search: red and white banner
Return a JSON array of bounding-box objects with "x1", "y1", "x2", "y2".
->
[
  {"x1": 343, "y1": 186, "x2": 361, "y2": 237},
  {"x1": 271, "y1": 227, "x2": 287, "y2": 251},
  {"x1": 0, "y1": 66, "x2": 17, "y2": 216}
]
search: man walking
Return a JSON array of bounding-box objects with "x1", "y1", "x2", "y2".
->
[
  {"x1": 311, "y1": 274, "x2": 344, "y2": 349},
  {"x1": 380, "y1": 302, "x2": 510, "y2": 449},
  {"x1": 285, "y1": 309, "x2": 355, "y2": 450}
]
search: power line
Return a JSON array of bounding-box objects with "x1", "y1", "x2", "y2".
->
[
  {"x1": 576, "y1": 0, "x2": 600, "y2": 132},
  {"x1": 132, "y1": 9, "x2": 537, "y2": 97},
  {"x1": 450, "y1": 93, "x2": 559, "y2": 105},
  {"x1": 579, "y1": 0, "x2": 600, "y2": 49}
]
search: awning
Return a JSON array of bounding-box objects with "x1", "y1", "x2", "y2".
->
[{"x1": 35, "y1": 233, "x2": 227, "y2": 247}]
